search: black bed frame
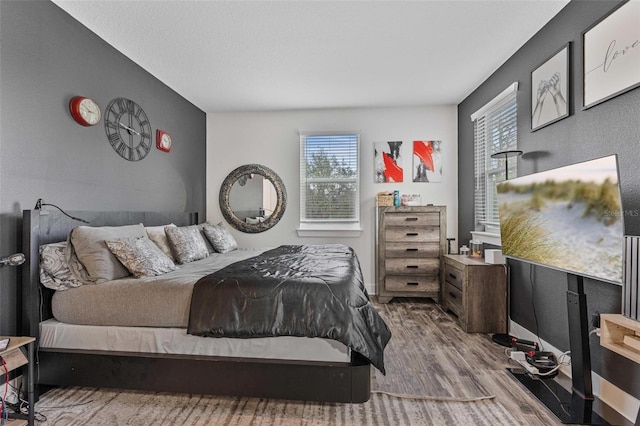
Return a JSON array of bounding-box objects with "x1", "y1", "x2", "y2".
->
[{"x1": 21, "y1": 209, "x2": 371, "y2": 403}]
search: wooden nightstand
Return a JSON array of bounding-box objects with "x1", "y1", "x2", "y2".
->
[
  {"x1": 0, "y1": 336, "x2": 35, "y2": 426},
  {"x1": 443, "y1": 255, "x2": 507, "y2": 333}
]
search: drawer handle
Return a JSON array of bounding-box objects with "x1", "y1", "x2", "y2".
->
[
  {"x1": 407, "y1": 282, "x2": 419, "y2": 286},
  {"x1": 406, "y1": 248, "x2": 419, "y2": 252},
  {"x1": 406, "y1": 232, "x2": 419, "y2": 236},
  {"x1": 448, "y1": 292, "x2": 457, "y2": 299},
  {"x1": 405, "y1": 217, "x2": 419, "y2": 221},
  {"x1": 448, "y1": 273, "x2": 456, "y2": 279},
  {"x1": 406, "y1": 265, "x2": 419, "y2": 269}
]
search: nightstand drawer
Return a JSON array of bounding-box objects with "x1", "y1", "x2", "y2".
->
[
  {"x1": 445, "y1": 282, "x2": 463, "y2": 315},
  {"x1": 385, "y1": 258, "x2": 440, "y2": 275},
  {"x1": 384, "y1": 212, "x2": 440, "y2": 227},
  {"x1": 444, "y1": 264, "x2": 463, "y2": 290},
  {"x1": 385, "y1": 227, "x2": 440, "y2": 243},
  {"x1": 385, "y1": 242, "x2": 440, "y2": 258},
  {"x1": 385, "y1": 276, "x2": 439, "y2": 293}
]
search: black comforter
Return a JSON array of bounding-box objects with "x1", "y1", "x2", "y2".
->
[{"x1": 187, "y1": 244, "x2": 392, "y2": 374}]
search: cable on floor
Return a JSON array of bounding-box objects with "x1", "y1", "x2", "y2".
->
[
  {"x1": 371, "y1": 389, "x2": 496, "y2": 402},
  {"x1": 36, "y1": 400, "x2": 93, "y2": 410}
]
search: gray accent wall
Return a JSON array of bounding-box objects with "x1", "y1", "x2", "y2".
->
[
  {"x1": 458, "y1": 0, "x2": 640, "y2": 400},
  {"x1": 0, "y1": 1, "x2": 206, "y2": 334}
]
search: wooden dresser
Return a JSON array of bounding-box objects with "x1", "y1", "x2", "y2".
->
[
  {"x1": 376, "y1": 205, "x2": 446, "y2": 304},
  {"x1": 443, "y1": 254, "x2": 507, "y2": 333}
]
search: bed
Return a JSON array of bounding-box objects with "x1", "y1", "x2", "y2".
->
[{"x1": 21, "y1": 209, "x2": 391, "y2": 403}]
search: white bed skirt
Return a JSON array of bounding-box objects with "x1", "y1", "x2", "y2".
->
[{"x1": 40, "y1": 319, "x2": 351, "y2": 363}]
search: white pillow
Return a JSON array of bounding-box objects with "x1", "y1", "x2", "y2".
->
[{"x1": 145, "y1": 223, "x2": 176, "y2": 261}]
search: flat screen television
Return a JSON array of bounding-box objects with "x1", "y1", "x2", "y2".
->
[
  {"x1": 496, "y1": 154, "x2": 625, "y2": 423},
  {"x1": 496, "y1": 154, "x2": 624, "y2": 285}
]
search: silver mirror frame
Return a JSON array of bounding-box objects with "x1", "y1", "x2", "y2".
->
[{"x1": 219, "y1": 164, "x2": 287, "y2": 233}]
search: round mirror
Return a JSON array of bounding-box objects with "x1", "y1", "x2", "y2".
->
[{"x1": 219, "y1": 164, "x2": 287, "y2": 233}]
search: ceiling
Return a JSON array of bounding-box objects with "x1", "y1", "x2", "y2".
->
[{"x1": 52, "y1": 0, "x2": 569, "y2": 113}]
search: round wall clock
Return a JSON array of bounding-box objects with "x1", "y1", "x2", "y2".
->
[
  {"x1": 103, "y1": 97, "x2": 152, "y2": 161},
  {"x1": 69, "y1": 96, "x2": 101, "y2": 126},
  {"x1": 156, "y1": 129, "x2": 172, "y2": 153}
]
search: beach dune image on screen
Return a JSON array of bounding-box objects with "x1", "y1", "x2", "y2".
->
[{"x1": 496, "y1": 155, "x2": 624, "y2": 284}]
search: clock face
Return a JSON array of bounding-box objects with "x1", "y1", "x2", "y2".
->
[
  {"x1": 70, "y1": 96, "x2": 101, "y2": 126},
  {"x1": 156, "y1": 129, "x2": 172, "y2": 152},
  {"x1": 104, "y1": 97, "x2": 152, "y2": 161}
]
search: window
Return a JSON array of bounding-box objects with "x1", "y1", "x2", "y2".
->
[
  {"x1": 298, "y1": 131, "x2": 361, "y2": 236},
  {"x1": 471, "y1": 83, "x2": 518, "y2": 233}
]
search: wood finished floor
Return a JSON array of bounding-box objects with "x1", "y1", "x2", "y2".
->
[
  {"x1": 372, "y1": 298, "x2": 562, "y2": 425},
  {"x1": 35, "y1": 298, "x2": 568, "y2": 425}
]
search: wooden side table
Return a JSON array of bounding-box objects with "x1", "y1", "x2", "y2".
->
[
  {"x1": 0, "y1": 336, "x2": 35, "y2": 426},
  {"x1": 443, "y1": 255, "x2": 507, "y2": 333}
]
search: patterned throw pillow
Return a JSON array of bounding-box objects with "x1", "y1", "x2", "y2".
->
[
  {"x1": 105, "y1": 236, "x2": 176, "y2": 278},
  {"x1": 165, "y1": 225, "x2": 210, "y2": 264},
  {"x1": 202, "y1": 222, "x2": 238, "y2": 253},
  {"x1": 39, "y1": 242, "x2": 85, "y2": 291}
]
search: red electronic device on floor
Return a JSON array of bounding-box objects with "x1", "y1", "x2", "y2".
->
[{"x1": 510, "y1": 336, "x2": 539, "y2": 352}]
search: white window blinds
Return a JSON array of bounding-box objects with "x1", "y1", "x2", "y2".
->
[
  {"x1": 472, "y1": 83, "x2": 518, "y2": 228},
  {"x1": 299, "y1": 132, "x2": 360, "y2": 224}
]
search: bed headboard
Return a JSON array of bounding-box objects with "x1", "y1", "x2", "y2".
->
[{"x1": 21, "y1": 209, "x2": 199, "y2": 339}]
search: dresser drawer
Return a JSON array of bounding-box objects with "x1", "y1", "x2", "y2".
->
[
  {"x1": 385, "y1": 226, "x2": 440, "y2": 243},
  {"x1": 385, "y1": 258, "x2": 440, "y2": 275},
  {"x1": 444, "y1": 264, "x2": 463, "y2": 291},
  {"x1": 385, "y1": 276, "x2": 439, "y2": 293},
  {"x1": 445, "y1": 282, "x2": 463, "y2": 315},
  {"x1": 385, "y1": 242, "x2": 440, "y2": 258},
  {"x1": 384, "y1": 212, "x2": 440, "y2": 227}
]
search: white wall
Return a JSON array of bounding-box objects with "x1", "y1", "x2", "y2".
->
[{"x1": 207, "y1": 106, "x2": 458, "y2": 292}]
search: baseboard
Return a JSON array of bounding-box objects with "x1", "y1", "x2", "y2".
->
[
  {"x1": 510, "y1": 320, "x2": 640, "y2": 424},
  {"x1": 366, "y1": 282, "x2": 375, "y2": 296}
]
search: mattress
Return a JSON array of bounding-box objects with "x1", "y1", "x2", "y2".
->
[
  {"x1": 39, "y1": 319, "x2": 351, "y2": 362},
  {"x1": 52, "y1": 248, "x2": 270, "y2": 327}
]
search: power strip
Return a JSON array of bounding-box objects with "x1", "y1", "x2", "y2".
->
[
  {"x1": 4, "y1": 386, "x2": 19, "y2": 405},
  {"x1": 509, "y1": 351, "x2": 539, "y2": 375}
]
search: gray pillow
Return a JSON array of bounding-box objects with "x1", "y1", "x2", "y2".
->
[
  {"x1": 70, "y1": 224, "x2": 146, "y2": 283},
  {"x1": 106, "y1": 236, "x2": 176, "y2": 278},
  {"x1": 202, "y1": 222, "x2": 238, "y2": 253},
  {"x1": 65, "y1": 235, "x2": 92, "y2": 284},
  {"x1": 165, "y1": 225, "x2": 210, "y2": 264}
]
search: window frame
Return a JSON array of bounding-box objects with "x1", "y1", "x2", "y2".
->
[
  {"x1": 297, "y1": 130, "x2": 362, "y2": 237},
  {"x1": 471, "y1": 83, "x2": 519, "y2": 237}
]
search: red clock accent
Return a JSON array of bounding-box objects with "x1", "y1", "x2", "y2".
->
[
  {"x1": 69, "y1": 96, "x2": 101, "y2": 126},
  {"x1": 156, "y1": 129, "x2": 172, "y2": 152}
]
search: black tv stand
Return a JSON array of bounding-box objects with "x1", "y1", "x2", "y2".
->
[
  {"x1": 509, "y1": 369, "x2": 606, "y2": 424},
  {"x1": 509, "y1": 273, "x2": 608, "y2": 425}
]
